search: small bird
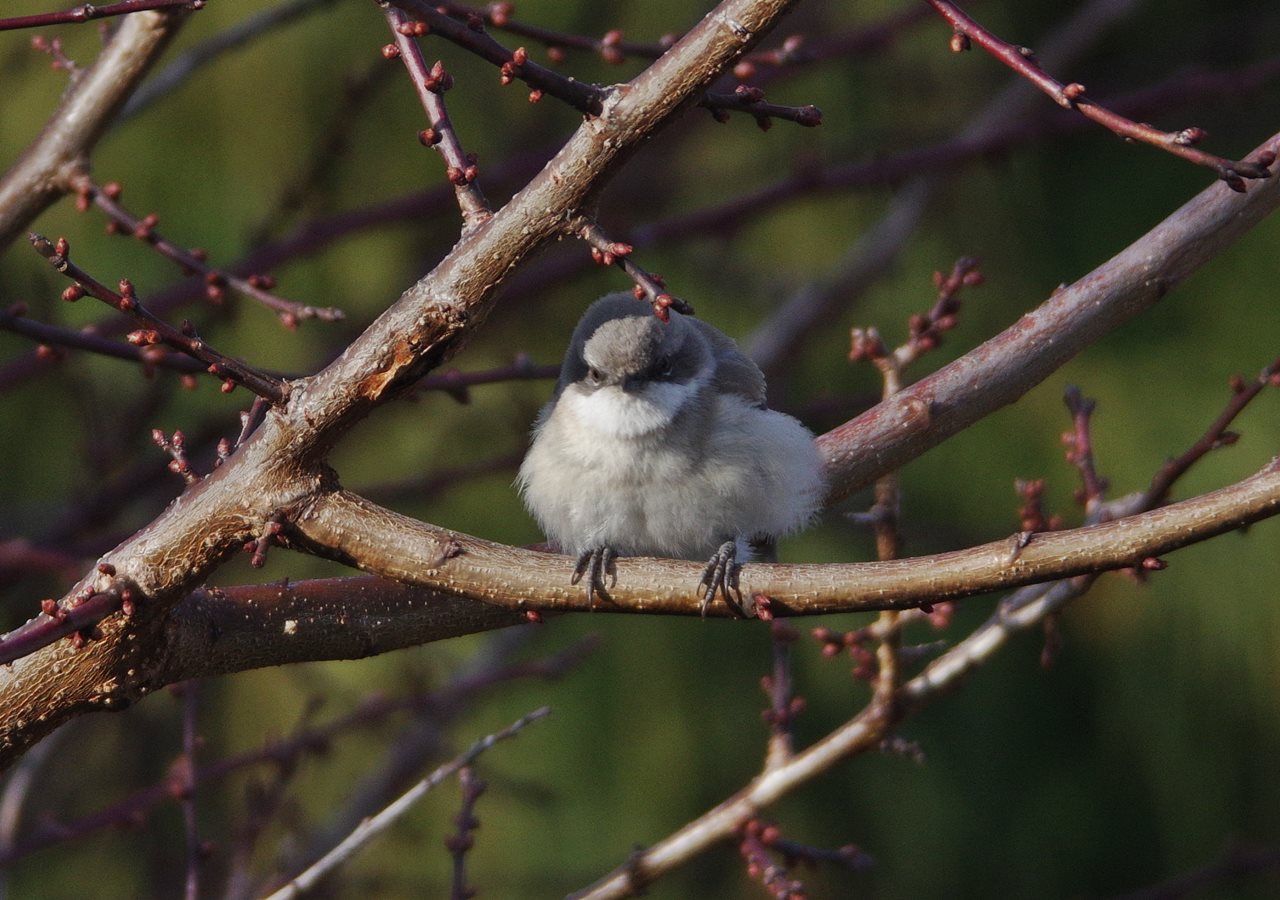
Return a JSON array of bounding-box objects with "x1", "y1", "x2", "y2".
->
[{"x1": 518, "y1": 293, "x2": 825, "y2": 614}]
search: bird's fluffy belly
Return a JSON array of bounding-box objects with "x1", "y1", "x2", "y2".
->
[{"x1": 518, "y1": 391, "x2": 823, "y2": 560}]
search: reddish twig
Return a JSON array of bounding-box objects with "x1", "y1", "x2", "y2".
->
[
  {"x1": 578, "y1": 220, "x2": 691, "y2": 320},
  {"x1": 0, "y1": 303, "x2": 203, "y2": 377},
  {"x1": 442, "y1": 0, "x2": 904, "y2": 110},
  {"x1": 0, "y1": 0, "x2": 199, "y2": 32},
  {"x1": 29, "y1": 234, "x2": 287, "y2": 402},
  {"x1": 702, "y1": 84, "x2": 821, "y2": 130},
  {"x1": 75, "y1": 177, "x2": 343, "y2": 326},
  {"x1": 737, "y1": 819, "x2": 808, "y2": 900},
  {"x1": 360, "y1": 449, "x2": 524, "y2": 506},
  {"x1": 388, "y1": 0, "x2": 605, "y2": 113},
  {"x1": 417, "y1": 354, "x2": 558, "y2": 402},
  {"x1": 1062, "y1": 386, "x2": 1108, "y2": 512},
  {"x1": 391, "y1": 0, "x2": 818, "y2": 127},
  {"x1": 732, "y1": 7, "x2": 930, "y2": 81},
  {"x1": 1145, "y1": 358, "x2": 1280, "y2": 505},
  {"x1": 445, "y1": 766, "x2": 484, "y2": 900},
  {"x1": 439, "y1": 1, "x2": 671, "y2": 63},
  {"x1": 926, "y1": 0, "x2": 1276, "y2": 190},
  {"x1": 0, "y1": 586, "x2": 129, "y2": 667},
  {"x1": 382, "y1": 5, "x2": 491, "y2": 226},
  {"x1": 761, "y1": 622, "x2": 802, "y2": 770}
]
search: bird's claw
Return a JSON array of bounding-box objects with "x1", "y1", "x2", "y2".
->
[
  {"x1": 699, "y1": 540, "x2": 747, "y2": 618},
  {"x1": 571, "y1": 546, "x2": 616, "y2": 608}
]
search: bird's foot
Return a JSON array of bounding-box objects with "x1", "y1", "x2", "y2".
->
[
  {"x1": 699, "y1": 540, "x2": 747, "y2": 618},
  {"x1": 571, "y1": 546, "x2": 617, "y2": 608}
]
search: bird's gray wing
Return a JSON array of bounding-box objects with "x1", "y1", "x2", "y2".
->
[{"x1": 687, "y1": 316, "x2": 767, "y2": 408}]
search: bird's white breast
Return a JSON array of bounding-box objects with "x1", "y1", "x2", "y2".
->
[{"x1": 518, "y1": 385, "x2": 824, "y2": 561}]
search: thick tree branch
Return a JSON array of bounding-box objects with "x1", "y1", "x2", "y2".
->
[
  {"x1": 288, "y1": 459, "x2": 1280, "y2": 618},
  {"x1": 156, "y1": 578, "x2": 529, "y2": 682},
  {"x1": 818, "y1": 130, "x2": 1280, "y2": 501}
]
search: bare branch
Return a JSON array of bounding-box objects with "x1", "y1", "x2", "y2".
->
[
  {"x1": 289, "y1": 457, "x2": 1280, "y2": 619},
  {"x1": 0, "y1": 8, "x2": 187, "y2": 247},
  {"x1": 265, "y1": 706, "x2": 550, "y2": 900},
  {"x1": 29, "y1": 234, "x2": 287, "y2": 402},
  {"x1": 74, "y1": 177, "x2": 344, "y2": 325},
  {"x1": 818, "y1": 130, "x2": 1280, "y2": 501},
  {"x1": 382, "y1": 4, "x2": 492, "y2": 226},
  {"x1": 925, "y1": 0, "x2": 1275, "y2": 190},
  {"x1": 0, "y1": 0, "x2": 198, "y2": 32}
]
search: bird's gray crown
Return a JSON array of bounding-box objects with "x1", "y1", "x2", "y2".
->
[
  {"x1": 556, "y1": 294, "x2": 701, "y2": 394},
  {"x1": 582, "y1": 313, "x2": 685, "y2": 379},
  {"x1": 552, "y1": 293, "x2": 768, "y2": 408}
]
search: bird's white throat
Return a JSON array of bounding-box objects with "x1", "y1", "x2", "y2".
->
[{"x1": 561, "y1": 380, "x2": 697, "y2": 439}]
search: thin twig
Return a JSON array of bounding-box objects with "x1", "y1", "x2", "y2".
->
[
  {"x1": 0, "y1": 0, "x2": 198, "y2": 32},
  {"x1": 178, "y1": 683, "x2": 202, "y2": 900},
  {"x1": 382, "y1": 4, "x2": 491, "y2": 227},
  {"x1": 29, "y1": 234, "x2": 287, "y2": 402},
  {"x1": 119, "y1": 0, "x2": 339, "y2": 120},
  {"x1": 578, "y1": 220, "x2": 691, "y2": 319},
  {"x1": 925, "y1": 0, "x2": 1275, "y2": 190},
  {"x1": 446, "y1": 767, "x2": 484, "y2": 900},
  {"x1": 0, "y1": 304, "x2": 203, "y2": 376},
  {"x1": 265, "y1": 707, "x2": 550, "y2": 900},
  {"x1": 1145, "y1": 358, "x2": 1280, "y2": 505},
  {"x1": 75, "y1": 177, "x2": 344, "y2": 326},
  {"x1": 388, "y1": 0, "x2": 604, "y2": 114}
]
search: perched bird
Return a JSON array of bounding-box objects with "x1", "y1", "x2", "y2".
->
[{"x1": 517, "y1": 293, "x2": 825, "y2": 613}]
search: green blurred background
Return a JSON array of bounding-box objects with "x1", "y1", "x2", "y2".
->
[{"x1": 2, "y1": 0, "x2": 1280, "y2": 896}]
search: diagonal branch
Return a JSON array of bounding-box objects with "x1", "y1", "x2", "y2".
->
[
  {"x1": 925, "y1": 0, "x2": 1275, "y2": 190},
  {"x1": 817, "y1": 130, "x2": 1280, "y2": 502},
  {"x1": 0, "y1": 7, "x2": 188, "y2": 248}
]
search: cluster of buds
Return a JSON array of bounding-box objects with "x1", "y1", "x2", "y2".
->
[
  {"x1": 423, "y1": 59, "x2": 454, "y2": 93},
  {"x1": 811, "y1": 626, "x2": 878, "y2": 681},
  {"x1": 909, "y1": 258, "x2": 983, "y2": 353},
  {"x1": 1061, "y1": 385, "x2": 1108, "y2": 506},
  {"x1": 30, "y1": 34, "x2": 77, "y2": 72},
  {"x1": 446, "y1": 154, "x2": 480, "y2": 185},
  {"x1": 500, "y1": 46, "x2": 527, "y2": 85},
  {"x1": 589, "y1": 240, "x2": 632, "y2": 267},
  {"x1": 153, "y1": 428, "x2": 199, "y2": 484},
  {"x1": 395, "y1": 19, "x2": 428, "y2": 38},
  {"x1": 245, "y1": 519, "x2": 285, "y2": 568},
  {"x1": 847, "y1": 326, "x2": 887, "y2": 363},
  {"x1": 1014, "y1": 477, "x2": 1061, "y2": 533},
  {"x1": 737, "y1": 819, "x2": 808, "y2": 900},
  {"x1": 734, "y1": 34, "x2": 805, "y2": 80},
  {"x1": 599, "y1": 29, "x2": 625, "y2": 65}
]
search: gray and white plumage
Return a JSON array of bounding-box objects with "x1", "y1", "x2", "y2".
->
[{"x1": 517, "y1": 293, "x2": 825, "y2": 611}]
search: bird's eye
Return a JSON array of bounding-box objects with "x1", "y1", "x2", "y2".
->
[
  {"x1": 587, "y1": 367, "x2": 603, "y2": 385},
  {"x1": 655, "y1": 355, "x2": 672, "y2": 377}
]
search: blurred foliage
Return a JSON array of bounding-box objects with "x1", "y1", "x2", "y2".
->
[{"x1": 2, "y1": 0, "x2": 1280, "y2": 897}]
